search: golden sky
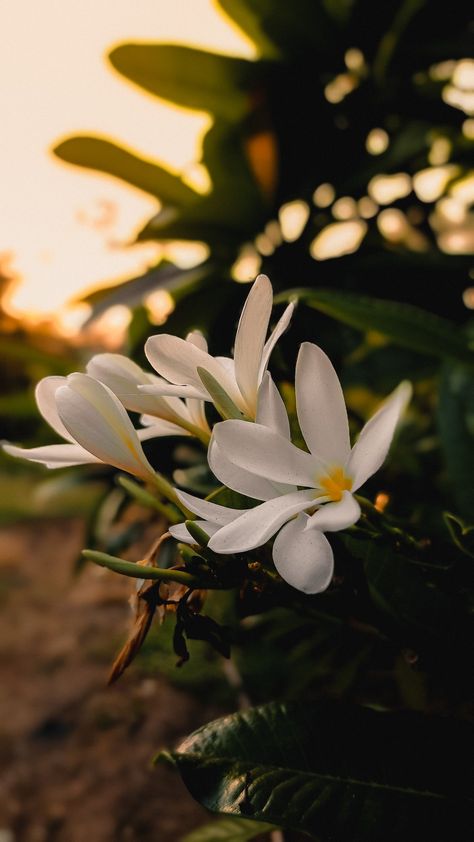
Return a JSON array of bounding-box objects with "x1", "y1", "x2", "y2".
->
[{"x1": 0, "y1": 0, "x2": 254, "y2": 326}]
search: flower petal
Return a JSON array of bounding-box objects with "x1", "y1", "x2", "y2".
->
[
  {"x1": 208, "y1": 438, "x2": 293, "y2": 501},
  {"x1": 56, "y1": 374, "x2": 155, "y2": 480},
  {"x1": 208, "y1": 489, "x2": 317, "y2": 554},
  {"x1": 169, "y1": 520, "x2": 222, "y2": 544},
  {"x1": 233, "y1": 274, "x2": 273, "y2": 416},
  {"x1": 2, "y1": 442, "x2": 101, "y2": 468},
  {"x1": 137, "y1": 421, "x2": 191, "y2": 439},
  {"x1": 305, "y1": 491, "x2": 360, "y2": 532},
  {"x1": 213, "y1": 421, "x2": 320, "y2": 486},
  {"x1": 87, "y1": 353, "x2": 192, "y2": 420},
  {"x1": 256, "y1": 372, "x2": 290, "y2": 439},
  {"x1": 175, "y1": 489, "x2": 249, "y2": 525},
  {"x1": 347, "y1": 381, "x2": 412, "y2": 491},
  {"x1": 259, "y1": 302, "x2": 294, "y2": 380},
  {"x1": 145, "y1": 335, "x2": 241, "y2": 405},
  {"x1": 186, "y1": 330, "x2": 208, "y2": 352},
  {"x1": 35, "y1": 376, "x2": 73, "y2": 441},
  {"x1": 139, "y1": 382, "x2": 207, "y2": 401},
  {"x1": 296, "y1": 342, "x2": 350, "y2": 465},
  {"x1": 272, "y1": 514, "x2": 334, "y2": 594}
]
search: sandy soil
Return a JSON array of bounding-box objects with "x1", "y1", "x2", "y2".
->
[{"x1": 0, "y1": 518, "x2": 226, "y2": 842}]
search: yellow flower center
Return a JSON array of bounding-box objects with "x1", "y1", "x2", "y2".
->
[{"x1": 318, "y1": 466, "x2": 353, "y2": 502}]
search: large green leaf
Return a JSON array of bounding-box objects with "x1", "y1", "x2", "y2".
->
[
  {"x1": 276, "y1": 288, "x2": 474, "y2": 367},
  {"x1": 54, "y1": 136, "x2": 197, "y2": 206},
  {"x1": 109, "y1": 44, "x2": 257, "y2": 121},
  {"x1": 170, "y1": 700, "x2": 473, "y2": 841},
  {"x1": 339, "y1": 533, "x2": 464, "y2": 658},
  {"x1": 180, "y1": 816, "x2": 275, "y2": 841},
  {"x1": 438, "y1": 362, "x2": 474, "y2": 519}
]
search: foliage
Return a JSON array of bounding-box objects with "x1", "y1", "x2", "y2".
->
[{"x1": 3, "y1": 2, "x2": 474, "y2": 840}]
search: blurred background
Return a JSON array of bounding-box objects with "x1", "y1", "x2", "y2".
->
[{"x1": 0, "y1": 1, "x2": 473, "y2": 839}]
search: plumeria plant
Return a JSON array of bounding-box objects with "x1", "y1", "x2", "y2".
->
[{"x1": 4, "y1": 274, "x2": 473, "y2": 841}]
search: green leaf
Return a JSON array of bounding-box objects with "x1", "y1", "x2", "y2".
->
[
  {"x1": 109, "y1": 44, "x2": 255, "y2": 121},
  {"x1": 217, "y1": 0, "x2": 280, "y2": 58},
  {"x1": 197, "y1": 367, "x2": 248, "y2": 420},
  {"x1": 276, "y1": 288, "x2": 474, "y2": 367},
  {"x1": 443, "y1": 512, "x2": 474, "y2": 558},
  {"x1": 180, "y1": 815, "x2": 276, "y2": 841},
  {"x1": 82, "y1": 263, "x2": 211, "y2": 323},
  {"x1": 54, "y1": 136, "x2": 197, "y2": 205},
  {"x1": 438, "y1": 362, "x2": 474, "y2": 519},
  {"x1": 340, "y1": 533, "x2": 462, "y2": 657},
  {"x1": 170, "y1": 701, "x2": 473, "y2": 841}
]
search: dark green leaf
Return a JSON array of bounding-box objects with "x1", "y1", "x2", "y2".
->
[
  {"x1": 54, "y1": 136, "x2": 197, "y2": 205},
  {"x1": 217, "y1": 1, "x2": 280, "y2": 58},
  {"x1": 340, "y1": 533, "x2": 463, "y2": 657},
  {"x1": 171, "y1": 700, "x2": 473, "y2": 841},
  {"x1": 443, "y1": 512, "x2": 474, "y2": 558},
  {"x1": 180, "y1": 815, "x2": 276, "y2": 841},
  {"x1": 438, "y1": 362, "x2": 474, "y2": 519},
  {"x1": 277, "y1": 288, "x2": 474, "y2": 367},
  {"x1": 109, "y1": 44, "x2": 255, "y2": 121}
]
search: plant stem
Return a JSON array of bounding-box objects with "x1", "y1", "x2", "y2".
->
[
  {"x1": 82, "y1": 550, "x2": 201, "y2": 586},
  {"x1": 118, "y1": 476, "x2": 180, "y2": 522}
]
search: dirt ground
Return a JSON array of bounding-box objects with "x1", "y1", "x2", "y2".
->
[{"x1": 0, "y1": 518, "x2": 227, "y2": 842}]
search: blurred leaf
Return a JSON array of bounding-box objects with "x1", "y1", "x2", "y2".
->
[
  {"x1": 54, "y1": 136, "x2": 197, "y2": 205},
  {"x1": 180, "y1": 815, "x2": 276, "y2": 841},
  {"x1": 438, "y1": 362, "x2": 474, "y2": 519},
  {"x1": 278, "y1": 289, "x2": 474, "y2": 367},
  {"x1": 171, "y1": 700, "x2": 473, "y2": 841},
  {"x1": 443, "y1": 512, "x2": 474, "y2": 559},
  {"x1": 82, "y1": 262, "x2": 212, "y2": 324},
  {"x1": 217, "y1": 0, "x2": 280, "y2": 58},
  {"x1": 109, "y1": 44, "x2": 258, "y2": 120}
]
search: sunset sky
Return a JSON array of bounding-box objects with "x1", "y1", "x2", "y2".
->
[{"x1": 0, "y1": 0, "x2": 254, "y2": 325}]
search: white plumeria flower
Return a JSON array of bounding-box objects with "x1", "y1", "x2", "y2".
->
[
  {"x1": 86, "y1": 342, "x2": 211, "y2": 444},
  {"x1": 141, "y1": 274, "x2": 294, "y2": 420},
  {"x1": 2, "y1": 373, "x2": 160, "y2": 481},
  {"x1": 171, "y1": 343, "x2": 412, "y2": 594}
]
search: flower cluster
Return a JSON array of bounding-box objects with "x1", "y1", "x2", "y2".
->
[{"x1": 3, "y1": 274, "x2": 411, "y2": 594}]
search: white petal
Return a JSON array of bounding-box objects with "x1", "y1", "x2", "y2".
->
[
  {"x1": 2, "y1": 441, "x2": 101, "y2": 468},
  {"x1": 256, "y1": 373, "x2": 290, "y2": 438},
  {"x1": 305, "y1": 491, "x2": 360, "y2": 532},
  {"x1": 56, "y1": 374, "x2": 155, "y2": 480},
  {"x1": 296, "y1": 342, "x2": 350, "y2": 465},
  {"x1": 35, "y1": 376, "x2": 73, "y2": 441},
  {"x1": 139, "y1": 382, "x2": 208, "y2": 401},
  {"x1": 175, "y1": 489, "x2": 248, "y2": 525},
  {"x1": 87, "y1": 353, "x2": 192, "y2": 420},
  {"x1": 137, "y1": 421, "x2": 191, "y2": 440},
  {"x1": 208, "y1": 438, "x2": 292, "y2": 502},
  {"x1": 347, "y1": 381, "x2": 412, "y2": 491},
  {"x1": 145, "y1": 335, "x2": 241, "y2": 405},
  {"x1": 186, "y1": 330, "x2": 208, "y2": 352},
  {"x1": 272, "y1": 514, "x2": 334, "y2": 594},
  {"x1": 169, "y1": 520, "x2": 221, "y2": 543},
  {"x1": 259, "y1": 302, "x2": 294, "y2": 380},
  {"x1": 213, "y1": 421, "x2": 320, "y2": 487},
  {"x1": 208, "y1": 489, "x2": 317, "y2": 554},
  {"x1": 185, "y1": 398, "x2": 210, "y2": 433},
  {"x1": 233, "y1": 274, "x2": 273, "y2": 416}
]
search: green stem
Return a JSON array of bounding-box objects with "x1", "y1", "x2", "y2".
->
[
  {"x1": 82, "y1": 549, "x2": 200, "y2": 586},
  {"x1": 148, "y1": 472, "x2": 194, "y2": 519},
  {"x1": 118, "y1": 476, "x2": 180, "y2": 522}
]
